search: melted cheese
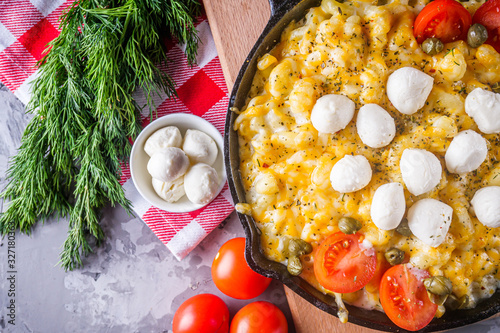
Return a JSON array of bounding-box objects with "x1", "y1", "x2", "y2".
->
[{"x1": 235, "y1": 0, "x2": 500, "y2": 315}]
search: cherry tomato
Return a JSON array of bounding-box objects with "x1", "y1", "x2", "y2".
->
[
  {"x1": 365, "y1": 251, "x2": 392, "y2": 293},
  {"x1": 313, "y1": 232, "x2": 377, "y2": 293},
  {"x1": 473, "y1": 0, "x2": 500, "y2": 53},
  {"x1": 172, "y1": 294, "x2": 229, "y2": 333},
  {"x1": 230, "y1": 301, "x2": 288, "y2": 333},
  {"x1": 379, "y1": 264, "x2": 438, "y2": 331},
  {"x1": 414, "y1": 0, "x2": 472, "y2": 44},
  {"x1": 212, "y1": 237, "x2": 272, "y2": 299}
]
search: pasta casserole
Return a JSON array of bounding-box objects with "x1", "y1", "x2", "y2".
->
[{"x1": 233, "y1": 0, "x2": 500, "y2": 330}]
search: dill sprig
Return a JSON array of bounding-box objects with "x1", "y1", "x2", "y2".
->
[{"x1": 0, "y1": 0, "x2": 200, "y2": 270}]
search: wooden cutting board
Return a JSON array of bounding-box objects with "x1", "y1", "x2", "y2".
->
[{"x1": 202, "y1": 1, "x2": 373, "y2": 332}]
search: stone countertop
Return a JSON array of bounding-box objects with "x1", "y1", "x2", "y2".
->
[
  {"x1": 1, "y1": 83, "x2": 500, "y2": 333},
  {"x1": 0, "y1": 83, "x2": 293, "y2": 332}
]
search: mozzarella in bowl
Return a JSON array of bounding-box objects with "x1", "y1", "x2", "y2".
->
[{"x1": 130, "y1": 113, "x2": 226, "y2": 213}]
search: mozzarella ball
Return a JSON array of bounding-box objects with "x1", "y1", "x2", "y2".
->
[
  {"x1": 407, "y1": 198, "x2": 453, "y2": 247},
  {"x1": 182, "y1": 129, "x2": 218, "y2": 166},
  {"x1": 330, "y1": 155, "x2": 372, "y2": 193},
  {"x1": 445, "y1": 130, "x2": 488, "y2": 174},
  {"x1": 400, "y1": 148, "x2": 442, "y2": 196},
  {"x1": 465, "y1": 88, "x2": 500, "y2": 134},
  {"x1": 144, "y1": 126, "x2": 182, "y2": 156},
  {"x1": 152, "y1": 177, "x2": 185, "y2": 203},
  {"x1": 184, "y1": 163, "x2": 220, "y2": 205},
  {"x1": 147, "y1": 147, "x2": 189, "y2": 183},
  {"x1": 471, "y1": 186, "x2": 500, "y2": 228},
  {"x1": 311, "y1": 94, "x2": 355, "y2": 134},
  {"x1": 386, "y1": 67, "x2": 434, "y2": 115},
  {"x1": 370, "y1": 182, "x2": 406, "y2": 230},
  {"x1": 356, "y1": 104, "x2": 396, "y2": 148}
]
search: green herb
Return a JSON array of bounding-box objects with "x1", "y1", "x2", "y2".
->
[{"x1": 0, "y1": 0, "x2": 200, "y2": 270}]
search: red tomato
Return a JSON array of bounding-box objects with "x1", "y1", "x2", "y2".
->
[
  {"x1": 379, "y1": 264, "x2": 438, "y2": 331},
  {"x1": 230, "y1": 301, "x2": 288, "y2": 333},
  {"x1": 473, "y1": 0, "x2": 500, "y2": 52},
  {"x1": 365, "y1": 251, "x2": 391, "y2": 293},
  {"x1": 172, "y1": 294, "x2": 229, "y2": 333},
  {"x1": 313, "y1": 232, "x2": 377, "y2": 293},
  {"x1": 414, "y1": 0, "x2": 472, "y2": 43},
  {"x1": 212, "y1": 237, "x2": 272, "y2": 299}
]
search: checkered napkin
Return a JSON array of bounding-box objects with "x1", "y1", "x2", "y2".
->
[{"x1": 0, "y1": 0, "x2": 235, "y2": 260}]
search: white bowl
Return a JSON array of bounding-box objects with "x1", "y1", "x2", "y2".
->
[{"x1": 130, "y1": 113, "x2": 226, "y2": 213}]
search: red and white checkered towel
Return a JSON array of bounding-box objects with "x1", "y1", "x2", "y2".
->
[{"x1": 0, "y1": 0, "x2": 234, "y2": 260}]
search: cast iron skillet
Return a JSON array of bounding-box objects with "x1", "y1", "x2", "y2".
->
[{"x1": 223, "y1": 0, "x2": 500, "y2": 331}]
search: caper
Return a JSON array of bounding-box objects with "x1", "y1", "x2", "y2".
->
[
  {"x1": 491, "y1": 82, "x2": 500, "y2": 94},
  {"x1": 422, "y1": 38, "x2": 444, "y2": 56},
  {"x1": 467, "y1": 23, "x2": 488, "y2": 48},
  {"x1": 395, "y1": 218, "x2": 412, "y2": 237},
  {"x1": 338, "y1": 217, "x2": 362, "y2": 234},
  {"x1": 427, "y1": 292, "x2": 449, "y2": 306},
  {"x1": 444, "y1": 294, "x2": 469, "y2": 310},
  {"x1": 384, "y1": 247, "x2": 405, "y2": 266},
  {"x1": 424, "y1": 276, "x2": 453, "y2": 296},
  {"x1": 457, "y1": 295, "x2": 469, "y2": 309},
  {"x1": 288, "y1": 239, "x2": 313, "y2": 256},
  {"x1": 287, "y1": 256, "x2": 303, "y2": 276}
]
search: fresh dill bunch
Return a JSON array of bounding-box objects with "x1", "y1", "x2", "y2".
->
[{"x1": 0, "y1": 0, "x2": 200, "y2": 270}]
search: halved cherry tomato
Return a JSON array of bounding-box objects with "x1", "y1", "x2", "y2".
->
[
  {"x1": 380, "y1": 264, "x2": 438, "y2": 331},
  {"x1": 211, "y1": 237, "x2": 272, "y2": 299},
  {"x1": 365, "y1": 251, "x2": 392, "y2": 293},
  {"x1": 313, "y1": 232, "x2": 377, "y2": 293},
  {"x1": 172, "y1": 294, "x2": 229, "y2": 333},
  {"x1": 473, "y1": 0, "x2": 500, "y2": 53},
  {"x1": 414, "y1": 0, "x2": 472, "y2": 44},
  {"x1": 230, "y1": 301, "x2": 288, "y2": 333}
]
